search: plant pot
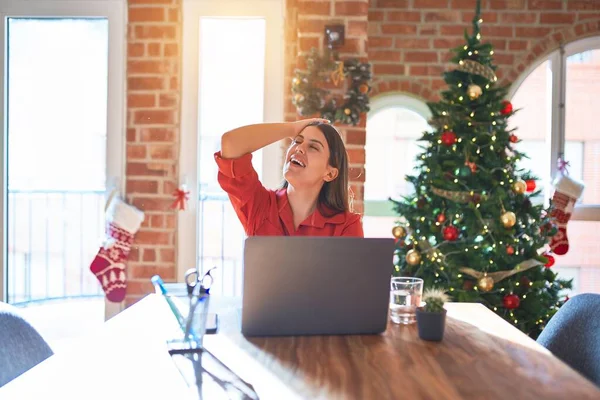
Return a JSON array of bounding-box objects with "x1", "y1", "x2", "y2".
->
[{"x1": 416, "y1": 308, "x2": 447, "y2": 342}]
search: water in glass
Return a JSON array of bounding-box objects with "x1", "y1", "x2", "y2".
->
[{"x1": 390, "y1": 277, "x2": 423, "y2": 324}]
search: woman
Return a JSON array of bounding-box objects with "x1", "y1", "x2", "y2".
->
[{"x1": 214, "y1": 118, "x2": 363, "y2": 237}]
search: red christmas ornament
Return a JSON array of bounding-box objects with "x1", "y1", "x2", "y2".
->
[
  {"x1": 470, "y1": 193, "x2": 482, "y2": 203},
  {"x1": 544, "y1": 254, "x2": 555, "y2": 268},
  {"x1": 509, "y1": 134, "x2": 518, "y2": 143},
  {"x1": 436, "y1": 213, "x2": 446, "y2": 223},
  {"x1": 500, "y1": 100, "x2": 513, "y2": 115},
  {"x1": 442, "y1": 225, "x2": 459, "y2": 241},
  {"x1": 503, "y1": 294, "x2": 520, "y2": 309},
  {"x1": 541, "y1": 222, "x2": 551, "y2": 234},
  {"x1": 441, "y1": 131, "x2": 457, "y2": 146},
  {"x1": 565, "y1": 295, "x2": 570, "y2": 302},
  {"x1": 525, "y1": 179, "x2": 536, "y2": 192},
  {"x1": 463, "y1": 280, "x2": 474, "y2": 291},
  {"x1": 506, "y1": 245, "x2": 515, "y2": 255}
]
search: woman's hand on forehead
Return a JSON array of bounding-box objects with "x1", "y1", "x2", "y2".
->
[{"x1": 291, "y1": 118, "x2": 330, "y2": 137}]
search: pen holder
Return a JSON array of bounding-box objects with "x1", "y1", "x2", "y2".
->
[{"x1": 167, "y1": 291, "x2": 211, "y2": 346}]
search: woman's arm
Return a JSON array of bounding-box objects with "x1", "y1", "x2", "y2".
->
[{"x1": 220, "y1": 118, "x2": 329, "y2": 159}]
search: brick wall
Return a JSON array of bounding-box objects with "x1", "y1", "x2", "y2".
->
[
  {"x1": 292, "y1": 0, "x2": 370, "y2": 214},
  {"x1": 368, "y1": 0, "x2": 600, "y2": 100},
  {"x1": 125, "y1": 0, "x2": 181, "y2": 306},
  {"x1": 121, "y1": 0, "x2": 600, "y2": 304},
  {"x1": 282, "y1": 0, "x2": 299, "y2": 164}
]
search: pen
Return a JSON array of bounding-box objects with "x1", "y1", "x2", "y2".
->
[{"x1": 151, "y1": 275, "x2": 186, "y2": 331}]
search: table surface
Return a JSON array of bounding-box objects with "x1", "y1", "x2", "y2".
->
[{"x1": 1, "y1": 293, "x2": 599, "y2": 400}]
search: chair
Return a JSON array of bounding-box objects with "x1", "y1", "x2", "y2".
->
[
  {"x1": 536, "y1": 293, "x2": 600, "y2": 387},
  {"x1": 0, "y1": 302, "x2": 54, "y2": 388}
]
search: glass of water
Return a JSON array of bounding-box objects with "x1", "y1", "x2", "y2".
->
[{"x1": 390, "y1": 277, "x2": 424, "y2": 325}]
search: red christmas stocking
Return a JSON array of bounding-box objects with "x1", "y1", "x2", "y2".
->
[
  {"x1": 90, "y1": 195, "x2": 144, "y2": 302},
  {"x1": 549, "y1": 175, "x2": 584, "y2": 255}
]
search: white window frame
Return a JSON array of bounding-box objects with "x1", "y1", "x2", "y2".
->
[
  {"x1": 508, "y1": 36, "x2": 600, "y2": 221},
  {"x1": 364, "y1": 93, "x2": 432, "y2": 217},
  {"x1": 178, "y1": 0, "x2": 284, "y2": 282},
  {"x1": 0, "y1": 0, "x2": 126, "y2": 312}
]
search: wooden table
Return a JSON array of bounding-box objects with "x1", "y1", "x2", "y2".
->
[{"x1": 1, "y1": 293, "x2": 599, "y2": 400}]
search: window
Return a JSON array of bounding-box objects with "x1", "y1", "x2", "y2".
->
[
  {"x1": 363, "y1": 94, "x2": 433, "y2": 238},
  {"x1": 179, "y1": 0, "x2": 283, "y2": 296},
  {"x1": 508, "y1": 36, "x2": 600, "y2": 295},
  {"x1": 0, "y1": 0, "x2": 125, "y2": 341}
]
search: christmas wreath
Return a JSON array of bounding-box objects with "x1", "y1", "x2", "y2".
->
[{"x1": 291, "y1": 47, "x2": 371, "y2": 126}]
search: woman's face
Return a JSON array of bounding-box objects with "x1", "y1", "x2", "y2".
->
[{"x1": 283, "y1": 126, "x2": 338, "y2": 188}]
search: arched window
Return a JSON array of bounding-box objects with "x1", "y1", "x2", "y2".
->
[
  {"x1": 509, "y1": 36, "x2": 600, "y2": 295},
  {"x1": 363, "y1": 94, "x2": 433, "y2": 238}
]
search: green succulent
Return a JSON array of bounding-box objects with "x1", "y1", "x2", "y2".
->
[{"x1": 423, "y1": 288, "x2": 450, "y2": 313}]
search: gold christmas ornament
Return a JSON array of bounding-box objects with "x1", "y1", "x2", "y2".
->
[
  {"x1": 392, "y1": 226, "x2": 406, "y2": 239},
  {"x1": 478, "y1": 276, "x2": 494, "y2": 292},
  {"x1": 500, "y1": 211, "x2": 517, "y2": 228},
  {"x1": 513, "y1": 180, "x2": 526, "y2": 195},
  {"x1": 344, "y1": 108, "x2": 352, "y2": 115},
  {"x1": 359, "y1": 84, "x2": 369, "y2": 94},
  {"x1": 467, "y1": 84, "x2": 482, "y2": 100},
  {"x1": 406, "y1": 249, "x2": 422, "y2": 266}
]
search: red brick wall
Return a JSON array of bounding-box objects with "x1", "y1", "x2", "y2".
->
[
  {"x1": 368, "y1": 0, "x2": 600, "y2": 100},
  {"x1": 125, "y1": 0, "x2": 181, "y2": 306},
  {"x1": 292, "y1": 0, "x2": 369, "y2": 213},
  {"x1": 282, "y1": 0, "x2": 299, "y2": 162},
  {"x1": 121, "y1": 0, "x2": 600, "y2": 303}
]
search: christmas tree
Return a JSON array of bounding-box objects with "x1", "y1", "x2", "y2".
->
[{"x1": 390, "y1": 0, "x2": 571, "y2": 339}]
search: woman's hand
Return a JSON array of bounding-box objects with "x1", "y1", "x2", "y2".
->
[
  {"x1": 291, "y1": 118, "x2": 330, "y2": 137},
  {"x1": 220, "y1": 119, "x2": 330, "y2": 159}
]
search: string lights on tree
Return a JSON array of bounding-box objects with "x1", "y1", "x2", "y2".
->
[{"x1": 389, "y1": 0, "x2": 572, "y2": 339}]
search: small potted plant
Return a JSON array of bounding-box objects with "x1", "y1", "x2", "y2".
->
[{"x1": 416, "y1": 288, "x2": 449, "y2": 342}]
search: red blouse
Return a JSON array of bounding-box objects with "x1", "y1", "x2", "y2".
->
[{"x1": 215, "y1": 151, "x2": 363, "y2": 237}]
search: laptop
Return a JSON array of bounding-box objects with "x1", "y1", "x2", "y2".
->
[{"x1": 241, "y1": 236, "x2": 395, "y2": 336}]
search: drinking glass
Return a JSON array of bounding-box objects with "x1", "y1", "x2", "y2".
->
[{"x1": 390, "y1": 277, "x2": 424, "y2": 324}]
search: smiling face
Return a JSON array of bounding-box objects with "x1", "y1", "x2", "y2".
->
[{"x1": 283, "y1": 125, "x2": 339, "y2": 189}]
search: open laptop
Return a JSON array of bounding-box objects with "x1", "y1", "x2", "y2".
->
[{"x1": 241, "y1": 236, "x2": 395, "y2": 337}]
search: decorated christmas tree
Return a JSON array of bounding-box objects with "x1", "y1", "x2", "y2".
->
[{"x1": 391, "y1": 0, "x2": 574, "y2": 339}]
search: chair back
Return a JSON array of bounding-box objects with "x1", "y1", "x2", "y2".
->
[
  {"x1": 0, "y1": 302, "x2": 54, "y2": 387},
  {"x1": 537, "y1": 293, "x2": 600, "y2": 387}
]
